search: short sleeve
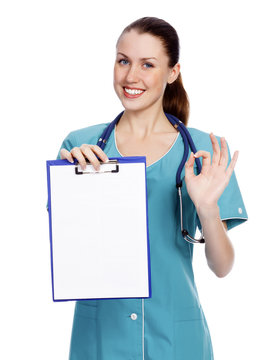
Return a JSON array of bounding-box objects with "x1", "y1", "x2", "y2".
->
[
  {"x1": 196, "y1": 139, "x2": 248, "y2": 232},
  {"x1": 46, "y1": 132, "x2": 77, "y2": 211},
  {"x1": 55, "y1": 131, "x2": 77, "y2": 160}
]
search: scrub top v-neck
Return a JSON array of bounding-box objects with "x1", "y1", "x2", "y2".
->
[
  {"x1": 113, "y1": 125, "x2": 180, "y2": 169},
  {"x1": 55, "y1": 121, "x2": 248, "y2": 360}
]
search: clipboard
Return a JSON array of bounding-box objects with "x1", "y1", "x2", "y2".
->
[{"x1": 46, "y1": 156, "x2": 152, "y2": 302}]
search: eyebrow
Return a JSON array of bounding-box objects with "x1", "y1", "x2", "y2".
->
[{"x1": 117, "y1": 52, "x2": 157, "y2": 61}]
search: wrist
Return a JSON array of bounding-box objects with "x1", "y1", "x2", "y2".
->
[{"x1": 195, "y1": 202, "x2": 220, "y2": 221}]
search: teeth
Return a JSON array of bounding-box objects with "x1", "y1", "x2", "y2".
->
[{"x1": 125, "y1": 88, "x2": 144, "y2": 95}]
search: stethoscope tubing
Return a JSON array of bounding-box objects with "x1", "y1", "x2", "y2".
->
[{"x1": 96, "y1": 111, "x2": 205, "y2": 244}]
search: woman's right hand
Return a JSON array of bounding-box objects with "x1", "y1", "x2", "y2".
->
[{"x1": 60, "y1": 144, "x2": 109, "y2": 171}]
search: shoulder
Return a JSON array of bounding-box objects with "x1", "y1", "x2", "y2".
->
[{"x1": 65, "y1": 122, "x2": 110, "y2": 147}]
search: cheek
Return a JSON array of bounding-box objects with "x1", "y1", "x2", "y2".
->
[
  {"x1": 114, "y1": 66, "x2": 124, "y2": 83},
  {"x1": 148, "y1": 73, "x2": 167, "y2": 92}
]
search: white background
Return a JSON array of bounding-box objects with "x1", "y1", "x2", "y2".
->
[{"x1": 1, "y1": 0, "x2": 268, "y2": 359}]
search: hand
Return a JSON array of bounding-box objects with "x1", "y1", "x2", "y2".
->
[
  {"x1": 60, "y1": 144, "x2": 109, "y2": 171},
  {"x1": 184, "y1": 133, "x2": 239, "y2": 209}
]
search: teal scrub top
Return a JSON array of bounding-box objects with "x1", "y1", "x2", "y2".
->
[{"x1": 55, "y1": 121, "x2": 248, "y2": 360}]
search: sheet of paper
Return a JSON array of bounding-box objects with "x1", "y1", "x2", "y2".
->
[{"x1": 47, "y1": 159, "x2": 151, "y2": 301}]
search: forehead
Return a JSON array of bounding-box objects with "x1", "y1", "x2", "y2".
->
[{"x1": 116, "y1": 30, "x2": 168, "y2": 61}]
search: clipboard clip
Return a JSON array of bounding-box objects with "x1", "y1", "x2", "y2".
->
[{"x1": 75, "y1": 159, "x2": 119, "y2": 175}]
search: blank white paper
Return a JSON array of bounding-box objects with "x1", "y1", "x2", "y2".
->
[{"x1": 48, "y1": 160, "x2": 150, "y2": 301}]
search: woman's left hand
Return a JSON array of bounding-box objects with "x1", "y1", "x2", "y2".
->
[{"x1": 184, "y1": 133, "x2": 239, "y2": 209}]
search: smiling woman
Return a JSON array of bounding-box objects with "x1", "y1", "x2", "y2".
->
[
  {"x1": 113, "y1": 29, "x2": 181, "y2": 123},
  {"x1": 56, "y1": 16, "x2": 248, "y2": 360}
]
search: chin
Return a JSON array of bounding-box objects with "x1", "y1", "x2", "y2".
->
[{"x1": 121, "y1": 98, "x2": 146, "y2": 109}]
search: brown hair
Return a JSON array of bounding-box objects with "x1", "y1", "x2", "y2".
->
[{"x1": 116, "y1": 17, "x2": 190, "y2": 125}]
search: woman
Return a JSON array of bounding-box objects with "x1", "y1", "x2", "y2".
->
[{"x1": 58, "y1": 16, "x2": 248, "y2": 360}]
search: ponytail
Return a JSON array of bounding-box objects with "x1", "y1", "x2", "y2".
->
[{"x1": 163, "y1": 73, "x2": 190, "y2": 126}]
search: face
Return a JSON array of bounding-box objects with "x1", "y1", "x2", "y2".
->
[{"x1": 113, "y1": 29, "x2": 179, "y2": 112}]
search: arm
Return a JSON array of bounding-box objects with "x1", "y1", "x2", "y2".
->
[
  {"x1": 184, "y1": 133, "x2": 239, "y2": 278},
  {"x1": 222, "y1": 219, "x2": 228, "y2": 231},
  {"x1": 197, "y1": 205, "x2": 234, "y2": 277}
]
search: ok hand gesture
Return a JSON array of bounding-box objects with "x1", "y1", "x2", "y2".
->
[{"x1": 184, "y1": 133, "x2": 239, "y2": 209}]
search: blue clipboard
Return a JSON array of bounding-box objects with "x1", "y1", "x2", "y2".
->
[{"x1": 46, "y1": 156, "x2": 152, "y2": 302}]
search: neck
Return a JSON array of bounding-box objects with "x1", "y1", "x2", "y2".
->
[{"x1": 118, "y1": 106, "x2": 175, "y2": 140}]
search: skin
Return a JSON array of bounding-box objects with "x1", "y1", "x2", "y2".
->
[{"x1": 61, "y1": 29, "x2": 239, "y2": 278}]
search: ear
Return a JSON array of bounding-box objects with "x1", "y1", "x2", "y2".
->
[{"x1": 168, "y1": 63, "x2": 181, "y2": 84}]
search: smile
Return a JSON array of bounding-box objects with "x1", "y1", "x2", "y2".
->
[{"x1": 123, "y1": 87, "x2": 145, "y2": 98}]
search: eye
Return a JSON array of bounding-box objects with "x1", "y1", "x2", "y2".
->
[
  {"x1": 143, "y1": 63, "x2": 153, "y2": 68},
  {"x1": 118, "y1": 59, "x2": 129, "y2": 65}
]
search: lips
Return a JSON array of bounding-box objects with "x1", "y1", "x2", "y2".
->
[{"x1": 123, "y1": 87, "x2": 145, "y2": 98}]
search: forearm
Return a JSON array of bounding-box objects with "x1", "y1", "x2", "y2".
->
[{"x1": 196, "y1": 204, "x2": 234, "y2": 278}]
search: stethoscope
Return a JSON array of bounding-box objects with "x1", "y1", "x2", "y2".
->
[{"x1": 96, "y1": 111, "x2": 205, "y2": 244}]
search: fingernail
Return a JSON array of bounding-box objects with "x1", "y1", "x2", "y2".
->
[{"x1": 105, "y1": 158, "x2": 109, "y2": 163}]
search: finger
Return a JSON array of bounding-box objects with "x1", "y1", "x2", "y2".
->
[
  {"x1": 80, "y1": 144, "x2": 108, "y2": 171},
  {"x1": 70, "y1": 147, "x2": 88, "y2": 170},
  {"x1": 80, "y1": 146, "x2": 100, "y2": 171},
  {"x1": 225, "y1": 150, "x2": 239, "y2": 179},
  {"x1": 194, "y1": 150, "x2": 211, "y2": 171},
  {"x1": 184, "y1": 152, "x2": 196, "y2": 180},
  {"x1": 210, "y1": 133, "x2": 221, "y2": 166},
  {"x1": 88, "y1": 145, "x2": 109, "y2": 163},
  {"x1": 60, "y1": 148, "x2": 74, "y2": 163},
  {"x1": 219, "y1": 137, "x2": 229, "y2": 168}
]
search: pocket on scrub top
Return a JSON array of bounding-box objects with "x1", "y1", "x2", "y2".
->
[
  {"x1": 174, "y1": 306, "x2": 213, "y2": 360},
  {"x1": 75, "y1": 300, "x2": 98, "y2": 319},
  {"x1": 69, "y1": 302, "x2": 98, "y2": 359}
]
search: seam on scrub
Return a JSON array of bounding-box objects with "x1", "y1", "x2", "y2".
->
[
  {"x1": 221, "y1": 216, "x2": 248, "y2": 220},
  {"x1": 142, "y1": 298, "x2": 144, "y2": 360}
]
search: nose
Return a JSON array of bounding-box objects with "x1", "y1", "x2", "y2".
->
[{"x1": 126, "y1": 64, "x2": 139, "y2": 83}]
